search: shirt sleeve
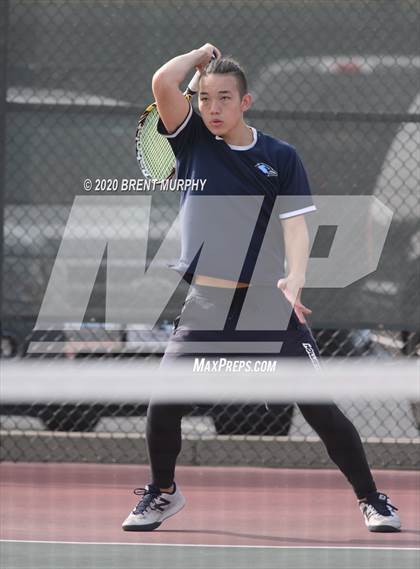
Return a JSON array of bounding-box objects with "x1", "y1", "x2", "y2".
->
[
  {"x1": 156, "y1": 104, "x2": 202, "y2": 157},
  {"x1": 277, "y1": 146, "x2": 317, "y2": 219}
]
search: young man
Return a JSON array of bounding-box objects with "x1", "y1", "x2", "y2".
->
[{"x1": 122, "y1": 44, "x2": 401, "y2": 533}]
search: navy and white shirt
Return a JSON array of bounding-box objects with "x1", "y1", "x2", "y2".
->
[{"x1": 158, "y1": 105, "x2": 316, "y2": 285}]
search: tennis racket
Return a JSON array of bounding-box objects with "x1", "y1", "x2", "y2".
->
[{"x1": 135, "y1": 70, "x2": 201, "y2": 182}]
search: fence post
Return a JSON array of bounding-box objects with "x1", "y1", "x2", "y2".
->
[{"x1": 0, "y1": 0, "x2": 9, "y2": 356}]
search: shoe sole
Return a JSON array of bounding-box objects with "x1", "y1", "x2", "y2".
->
[
  {"x1": 122, "y1": 501, "x2": 186, "y2": 532},
  {"x1": 368, "y1": 525, "x2": 401, "y2": 533},
  {"x1": 123, "y1": 521, "x2": 162, "y2": 532}
]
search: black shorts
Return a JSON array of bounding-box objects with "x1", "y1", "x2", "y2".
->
[{"x1": 163, "y1": 284, "x2": 320, "y2": 365}]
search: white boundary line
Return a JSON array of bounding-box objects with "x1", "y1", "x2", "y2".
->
[{"x1": 1, "y1": 539, "x2": 419, "y2": 551}]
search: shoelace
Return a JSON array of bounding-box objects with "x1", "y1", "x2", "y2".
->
[
  {"x1": 132, "y1": 487, "x2": 161, "y2": 515},
  {"x1": 362, "y1": 493, "x2": 398, "y2": 517}
]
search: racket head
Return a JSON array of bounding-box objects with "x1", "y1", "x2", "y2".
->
[
  {"x1": 135, "y1": 102, "x2": 176, "y2": 181},
  {"x1": 136, "y1": 55, "x2": 217, "y2": 180}
]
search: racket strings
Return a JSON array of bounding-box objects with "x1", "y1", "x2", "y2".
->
[{"x1": 136, "y1": 107, "x2": 175, "y2": 180}]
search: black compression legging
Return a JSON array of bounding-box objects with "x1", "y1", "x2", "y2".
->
[
  {"x1": 146, "y1": 400, "x2": 376, "y2": 500},
  {"x1": 146, "y1": 286, "x2": 377, "y2": 500}
]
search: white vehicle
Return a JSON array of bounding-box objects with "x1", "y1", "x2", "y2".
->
[{"x1": 252, "y1": 55, "x2": 419, "y2": 331}]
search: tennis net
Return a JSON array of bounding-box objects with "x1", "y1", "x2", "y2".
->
[{"x1": 1, "y1": 358, "x2": 419, "y2": 469}]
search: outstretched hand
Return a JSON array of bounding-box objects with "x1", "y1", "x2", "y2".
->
[{"x1": 277, "y1": 275, "x2": 312, "y2": 324}]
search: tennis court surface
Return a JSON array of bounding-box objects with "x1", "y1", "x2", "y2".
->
[
  {"x1": 2, "y1": 1, "x2": 419, "y2": 567},
  {"x1": 1, "y1": 462, "x2": 419, "y2": 569}
]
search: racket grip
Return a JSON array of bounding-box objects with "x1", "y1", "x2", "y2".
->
[
  {"x1": 185, "y1": 51, "x2": 218, "y2": 96},
  {"x1": 185, "y1": 69, "x2": 202, "y2": 96}
]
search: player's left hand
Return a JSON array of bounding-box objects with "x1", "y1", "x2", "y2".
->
[{"x1": 277, "y1": 275, "x2": 312, "y2": 324}]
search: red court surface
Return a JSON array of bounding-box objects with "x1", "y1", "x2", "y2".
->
[{"x1": 1, "y1": 462, "x2": 419, "y2": 549}]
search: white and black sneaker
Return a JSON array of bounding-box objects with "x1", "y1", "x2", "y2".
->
[
  {"x1": 359, "y1": 492, "x2": 401, "y2": 532},
  {"x1": 122, "y1": 483, "x2": 186, "y2": 531}
]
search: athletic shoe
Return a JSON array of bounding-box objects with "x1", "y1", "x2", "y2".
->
[
  {"x1": 122, "y1": 483, "x2": 186, "y2": 531},
  {"x1": 359, "y1": 492, "x2": 401, "y2": 532}
]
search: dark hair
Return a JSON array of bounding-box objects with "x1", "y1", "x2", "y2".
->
[{"x1": 201, "y1": 57, "x2": 248, "y2": 98}]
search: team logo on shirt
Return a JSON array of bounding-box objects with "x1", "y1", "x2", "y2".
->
[{"x1": 255, "y1": 163, "x2": 278, "y2": 177}]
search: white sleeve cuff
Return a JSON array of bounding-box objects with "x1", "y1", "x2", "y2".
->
[
  {"x1": 161, "y1": 104, "x2": 193, "y2": 138},
  {"x1": 279, "y1": 205, "x2": 317, "y2": 220}
]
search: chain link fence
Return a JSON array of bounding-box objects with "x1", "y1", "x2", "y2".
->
[{"x1": 1, "y1": 0, "x2": 419, "y2": 467}]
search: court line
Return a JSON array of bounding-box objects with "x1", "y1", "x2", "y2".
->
[{"x1": 1, "y1": 540, "x2": 418, "y2": 551}]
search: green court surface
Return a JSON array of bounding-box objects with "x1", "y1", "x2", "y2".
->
[{"x1": 1, "y1": 541, "x2": 419, "y2": 569}]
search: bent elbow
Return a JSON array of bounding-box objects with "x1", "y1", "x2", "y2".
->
[
  {"x1": 152, "y1": 70, "x2": 172, "y2": 98},
  {"x1": 152, "y1": 70, "x2": 163, "y2": 97}
]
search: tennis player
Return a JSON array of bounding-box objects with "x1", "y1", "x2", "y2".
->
[{"x1": 122, "y1": 44, "x2": 401, "y2": 533}]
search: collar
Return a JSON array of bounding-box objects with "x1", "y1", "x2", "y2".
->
[{"x1": 215, "y1": 127, "x2": 257, "y2": 151}]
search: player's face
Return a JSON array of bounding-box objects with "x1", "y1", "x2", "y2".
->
[{"x1": 198, "y1": 74, "x2": 251, "y2": 136}]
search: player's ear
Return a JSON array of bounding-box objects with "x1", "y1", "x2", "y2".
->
[{"x1": 240, "y1": 93, "x2": 252, "y2": 112}]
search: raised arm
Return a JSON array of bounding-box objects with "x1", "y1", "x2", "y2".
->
[{"x1": 152, "y1": 44, "x2": 221, "y2": 134}]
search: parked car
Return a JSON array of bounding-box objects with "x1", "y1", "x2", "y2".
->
[
  {"x1": 1, "y1": 398, "x2": 295, "y2": 435},
  {"x1": 251, "y1": 54, "x2": 419, "y2": 331},
  {"x1": 1, "y1": 322, "x2": 295, "y2": 434}
]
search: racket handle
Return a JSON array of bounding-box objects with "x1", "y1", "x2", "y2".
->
[
  {"x1": 185, "y1": 51, "x2": 218, "y2": 96},
  {"x1": 185, "y1": 69, "x2": 202, "y2": 96}
]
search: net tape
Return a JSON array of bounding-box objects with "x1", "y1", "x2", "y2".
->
[{"x1": 2, "y1": 359, "x2": 418, "y2": 404}]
